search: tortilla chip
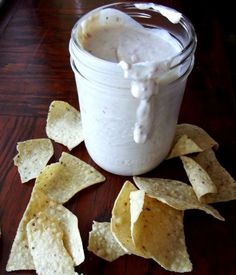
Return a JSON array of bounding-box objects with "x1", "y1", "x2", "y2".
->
[
  {"x1": 133, "y1": 177, "x2": 224, "y2": 221},
  {"x1": 14, "y1": 138, "x2": 53, "y2": 183},
  {"x1": 192, "y1": 149, "x2": 236, "y2": 203},
  {"x1": 43, "y1": 202, "x2": 84, "y2": 266},
  {"x1": 26, "y1": 212, "x2": 78, "y2": 275},
  {"x1": 6, "y1": 190, "x2": 52, "y2": 271},
  {"x1": 88, "y1": 221, "x2": 127, "y2": 261},
  {"x1": 46, "y1": 100, "x2": 83, "y2": 150},
  {"x1": 130, "y1": 191, "x2": 192, "y2": 272},
  {"x1": 6, "y1": 190, "x2": 84, "y2": 271},
  {"x1": 111, "y1": 181, "x2": 145, "y2": 256},
  {"x1": 130, "y1": 190, "x2": 145, "y2": 237},
  {"x1": 167, "y1": 134, "x2": 203, "y2": 159},
  {"x1": 180, "y1": 156, "x2": 217, "y2": 200},
  {"x1": 167, "y1": 124, "x2": 218, "y2": 159},
  {"x1": 35, "y1": 152, "x2": 105, "y2": 203}
]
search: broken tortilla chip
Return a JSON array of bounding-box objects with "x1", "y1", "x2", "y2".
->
[
  {"x1": 34, "y1": 152, "x2": 105, "y2": 203},
  {"x1": 14, "y1": 138, "x2": 53, "y2": 183},
  {"x1": 180, "y1": 156, "x2": 217, "y2": 200},
  {"x1": 192, "y1": 149, "x2": 236, "y2": 203},
  {"x1": 133, "y1": 177, "x2": 224, "y2": 221},
  {"x1": 167, "y1": 124, "x2": 218, "y2": 159},
  {"x1": 26, "y1": 212, "x2": 78, "y2": 275},
  {"x1": 130, "y1": 190, "x2": 145, "y2": 238},
  {"x1": 130, "y1": 191, "x2": 192, "y2": 272},
  {"x1": 6, "y1": 190, "x2": 84, "y2": 271},
  {"x1": 43, "y1": 201, "x2": 84, "y2": 266},
  {"x1": 46, "y1": 100, "x2": 83, "y2": 150},
  {"x1": 88, "y1": 221, "x2": 127, "y2": 261},
  {"x1": 167, "y1": 134, "x2": 203, "y2": 159},
  {"x1": 111, "y1": 181, "x2": 145, "y2": 256}
]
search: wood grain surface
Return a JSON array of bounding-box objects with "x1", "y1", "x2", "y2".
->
[{"x1": 0, "y1": 1, "x2": 236, "y2": 274}]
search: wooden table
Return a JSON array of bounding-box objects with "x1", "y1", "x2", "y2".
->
[{"x1": 0, "y1": 1, "x2": 236, "y2": 274}]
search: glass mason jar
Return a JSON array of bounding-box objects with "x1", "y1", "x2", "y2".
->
[{"x1": 69, "y1": 2, "x2": 197, "y2": 176}]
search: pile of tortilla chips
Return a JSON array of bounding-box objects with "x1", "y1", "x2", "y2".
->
[
  {"x1": 7, "y1": 101, "x2": 105, "y2": 274},
  {"x1": 7, "y1": 151, "x2": 105, "y2": 274},
  {"x1": 9, "y1": 100, "x2": 236, "y2": 273},
  {"x1": 87, "y1": 123, "x2": 236, "y2": 272},
  {"x1": 168, "y1": 124, "x2": 236, "y2": 204}
]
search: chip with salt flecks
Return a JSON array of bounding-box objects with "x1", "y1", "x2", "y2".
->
[
  {"x1": 88, "y1": 221, "x2": 127, "y2": 262},
  {"x1": 26, "y1": 212, "x2": 78, "y2": 275},
  {"x1": 192, "y1": 149, "x2": 236, "y2": 203},
  {"x1": 43, "y1": 202, "x2": 84, "y2": 266},
  {"x1": 180, "y1": 156, "x2": 217, "y2": 200},
  {"x1": 6, "y1": 190, "x2": 84, "y2": 271},
  {"x1": 14, "y1": 138, "x2": 53, "y2": 183},
  {"x1": 46, "y1": 100, "x2": 83, "y2": 150},
  {"x1": 133, "y1": 177, "x2": 224, "y2": 221},
  {"x1": 167, "y1": 124, "x2": 218, "y2": 159},
  {"x1": 6, "y1": 190, "x2": 52, "y2": 271},
  {"x1": 35, "y1": 152, "x2": 105, "y2": 203},
  {"x1": 111, "y1": 181, "x2": 145, "y2": 256},
  {"x1": 130, "y1": 190, "x2": 192, "y2": 272}
]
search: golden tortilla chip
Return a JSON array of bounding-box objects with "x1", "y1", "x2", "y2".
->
[
  {"x1": 130, "y1": 191, "x2": 192, "y2": 272},
  {"x1": 43, "y1": 202, "x2": 84, "y2": 266},
  {"x1": 6, "y1": 190, "x2": 84, "y2": 271},
  {"x1": 88, "y1": 221, "x2": 127, "y2": 261},
  {"x1": 192, "y1": 149, "x2": 236, "y2": 203},
  {"x1": 111, "y1": 181, "x2": 145, "y2": 256},
  {"x1": 180, "y1": 156, "x2": 217, "y2": 200},
  {"x1": 46, "y1": 100, "x2": 83, "y2": 150},
  {"x1": 35, "y1": 152, "x2": 105, "y2": 203},
  {"x1": 130, "y1": 190, "x2": 145, "y2": 237},
  {"x1": 7, "y1": 190, "x2": 51, "y2": 271},
  {"x1": 14, "y1": 138, "x2": 53, "y2": 183},
  {"x1": 133, "y1": 177, "x2": 224, "y2": 221},
  {"x1": 167, "y1": 124, "x2": 218, "y2": 159},
  {"x1": 26, "y1": 212, "x2": 78, "y2": 275},
  {"x1": 167, "y1": 134, "x2": 203, "y2": 159}
]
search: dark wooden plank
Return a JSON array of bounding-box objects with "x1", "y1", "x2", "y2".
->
[{"x1": 0, "y1": 1, "x2": 236, "y2": 275}]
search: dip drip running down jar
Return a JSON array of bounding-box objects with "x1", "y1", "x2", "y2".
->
[{"x1": 69, "y1": 2, "x2": 197, "y2": 176}]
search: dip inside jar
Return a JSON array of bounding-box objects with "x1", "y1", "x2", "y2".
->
[
  {"x1": 77, "y1": 8, "x2": 182, "y2": 144},
  {"x1": 70, "y1": 4, "x2": 196, "y2": 175}
]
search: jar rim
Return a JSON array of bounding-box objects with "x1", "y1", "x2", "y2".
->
[{"x1": 70, "y1": 2, "x2": 197, "y2": 71}]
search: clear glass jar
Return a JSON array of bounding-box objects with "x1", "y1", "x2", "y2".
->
[{"x1": 69, "y1": 2, "x2": 197, "y2": 175}]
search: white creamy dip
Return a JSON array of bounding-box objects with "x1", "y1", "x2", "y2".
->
[
  {"x1": 70, "y1": 4, "x2": 196, "y2": 175},
  {"x1": 79, "y1": 8, "x2": 181, "y2": 143}
]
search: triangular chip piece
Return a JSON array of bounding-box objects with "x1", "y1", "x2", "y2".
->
[
  {"x1": 88, "y1": 221, "x2": 127, "y2": 261},
  {"x1": 6, "y1": 190, "x2": 84, "y2": 271},
  {"x1": 167, "y1": 134, "x2": 203, "y2": 159},
  {"x1": 130, "y1": 191, "x2": 192, "y2": 272},
  {"x1": 133, "y1": 177, "x2": 224, "y2": 221},
  {"x1": 14, "y1": 138, "x2": 53, "y2": 183},
  {"x1": 130, "y1": 190, "x2": 145, "y2": 237},
  {"x1": 46, "y1": 100, "x2": 83, "y2": 150},
  {"x1": 167, "y1": 124, "x2": 218, "y2": 159},
  {"x1": 35, "y1": 152, "x2": 105, "y2": 203},
  {"x1": 180, "y1": 156, "x2": 217, "y2": 200},
  {"x1": 192, "y1": 149, "x2": 236, "y2": 203},
  {"x1": 111, "y1": 181, "x2": 145, "y2": 256},
  {"x1": 26, "y1": 212, "x2": 78, "y2": 275},
  {"x1": 43, "y1": 203, "x2": 84, "y2": 266}
]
